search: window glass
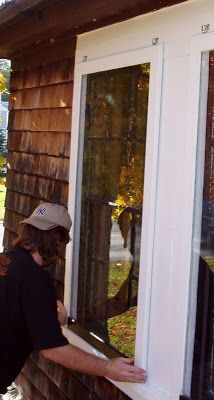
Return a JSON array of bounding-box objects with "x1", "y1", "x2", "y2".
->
[
  {"x1": 191, "y1": 51, "x2": 214, "y2": 399},
  {"x1": 76, "y1": 64, "x2": 150, "y2": 356}
]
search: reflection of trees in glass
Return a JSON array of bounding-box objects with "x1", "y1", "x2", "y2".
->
[
  {"x1": 0, "y1": 59, "x2": 10, "y2": 102},
  {"x1": 112, "y1": 156, "x2": 144, "y2": 221},
  {"x1": 77, "y1": 63, "x2": 150, "y2": 357},
  {"x1": 83, "y1": 64, "x2": 149, "y2": 202}
]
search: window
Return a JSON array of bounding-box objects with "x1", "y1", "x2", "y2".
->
[
  {"x1": 67, "y1": 46, "x2": 162, "y2": 365},
  {"x1": 73, "y1": 64, "x2": 150, "y2": 357},
  {"x1": 190, "y1": 50, "x2": 214, "y2": 400},
  {"x1": 67, "y1": 45, "x2": 162, "y2": 377}
]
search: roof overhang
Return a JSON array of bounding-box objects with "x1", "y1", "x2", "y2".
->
[{"x1": 0, "y1": 0, "x2": 188, "y2": 59}]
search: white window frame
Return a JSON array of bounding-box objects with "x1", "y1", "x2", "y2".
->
[
  {"x1": 64, "y1": 44, "x2": 163, "y2": 400},
  {"x1": 182, "y1": 31, "x2": 214, "y2": 397}
]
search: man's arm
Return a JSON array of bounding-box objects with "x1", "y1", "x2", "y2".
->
[
  {"x1": 56, "y1": 300, "x2": 68, "y2": 326},
  {"x1": 40, "y1": 344, "x2": 146, "y2": 383}
]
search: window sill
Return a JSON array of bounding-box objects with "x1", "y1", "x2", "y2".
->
[
  {"x1": 67, "y1": 319, "x2": 124, "y2": 358},
  {"x1": 62, "y1": 326, "x2": 171, "y2": 400}
]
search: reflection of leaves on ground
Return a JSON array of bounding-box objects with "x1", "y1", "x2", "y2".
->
[{"x1": 108, "y1": 306, "x2": 137, "y2": 357}]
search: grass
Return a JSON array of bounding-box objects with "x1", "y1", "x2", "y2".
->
[
  {"x1": 0, "y1": 181, "x2": 6, "y2": 220},
  {"x1": 107, "y1": 260, "x2": 138, "y2": 357}
]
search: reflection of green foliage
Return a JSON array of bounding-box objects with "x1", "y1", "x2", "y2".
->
[
  {"x1": 108, "y1": 260, "x2": 131, "y2": 298},
  {"x1": 0, "y1": 155, "x2": 6, "y2": 170},
  {"x1": 0, "y1": 183, "x2": 6, "y2": 220},
  {"x1": 108, "y1": 307, "x2": 137, "y2": 357},
  {"x1": 112, "y1": 156, "x2": 145, "y2": 221},
  {"x1": 204, "y1": 256, "x2": 214, "y2": 273},
  {"x1": 0, "y1": 59, "x2": 11, "y2": 101},
  {"x1": 140, "y1": 63, "x2": 150, "y2": 75}
]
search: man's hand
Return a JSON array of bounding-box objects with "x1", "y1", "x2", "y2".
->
[
  {"x1": 0, "y1": 253, "x2": 11, "y2": 276},
  {"x1": 104, "y1": 357, "x2": 147, "y2": 383}
]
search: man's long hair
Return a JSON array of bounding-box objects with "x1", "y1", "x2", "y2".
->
[{"x1": 13, "y1": 224, "x2": 70, "y2": 262}]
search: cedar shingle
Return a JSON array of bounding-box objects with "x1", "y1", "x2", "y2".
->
[
  {"x1": 8, "y1": 131, "x2": 70, "y2": 157},
  {"x1": 6, "y1": 170, "x2": 69, "y2": 203},
  {"x1": 10, "y1": 82, "x2": 73, "y2": 110},
  {"x1": 12, "y1": 108, "x2": 72, "y2": 131},
  {"x1": 11, "y1": 58, "x2": 74, "y2": 90}
]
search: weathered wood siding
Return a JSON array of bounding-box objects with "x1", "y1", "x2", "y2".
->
[
  {"x1": 4, "y1": 59, "x2": 72, "y2": 235},
  {"x1": 4, "y1": 56, "x2": 74, "y2": 303}
]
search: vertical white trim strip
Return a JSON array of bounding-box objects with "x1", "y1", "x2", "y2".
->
[{"x1": 135, "y1": 44, "x2": 163, "y2": 369}]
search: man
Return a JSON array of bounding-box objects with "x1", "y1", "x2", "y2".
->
[{"x1": 0, "y1": 202, "x2": 146, "y2": 395}]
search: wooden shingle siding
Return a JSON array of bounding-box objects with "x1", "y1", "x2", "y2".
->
[
  {"x1": 4, "y1": 209, "x2": 27, "y2": 234},
  {"x1": 8, "y1": 131, "x2": 70, "y2": 157},
  {"x1": 7, "y1": 152, "x2": 69, "y2": 180},
  {"x1": 5, "y1": 190, "x2": 31, "y2": 217},
  {"x1": 10, "y1": 82, "x2": 73, "y2": 110},
  {"x1": 11, "y1": 59, "x2": 74, "y2": 89},
  {"x1": 4, "y1": 56, "x2": 74, "y2": 253},
  {"x1": 19, "y1": 358, "x2": 72, "y2": 400},
  {"x1": 19, "y1": 351, "x2": 126, "y2": 400},
  {"x1": 11, "y1": 108, "x2": 72, "y2": 131},
  {"x1": 16, "y1": 373, "x2": 47, "y2": 400},
  {"x1": 6, "y1": 171, "x2": 69, "y2": 203}
]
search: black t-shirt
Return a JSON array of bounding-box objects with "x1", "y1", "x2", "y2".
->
[{"x1": 0, "y1": 246, "x2": 68, "y2": 393}]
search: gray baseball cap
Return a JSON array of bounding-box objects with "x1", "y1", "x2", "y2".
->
[{"x1": 20, "y1": 203, "x2": 72, "y2": 231}]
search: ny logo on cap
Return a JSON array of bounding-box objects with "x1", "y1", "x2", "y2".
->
[{"x1": 36, "y1": 206, "x2": 46, "y2": 216}]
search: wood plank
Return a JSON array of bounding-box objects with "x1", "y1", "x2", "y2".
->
[
  {"x1": 15, "y1": 373, "x2": 47, "y2": 400},
  {"x1": 7, "y1": 152, "x2": 69, "y2": 181},
  {"x1": 5, "y1": 189, "x2": 31, "y2": 215},
  {"x1": 6, "y1": 170, "x2": 69, "y2": 203},
  {"x1": 10, "y1": 82, "x2": 73, "y2": 110},
  {"x1": 8, "y1": 131, "x2": 71, "y2": 157},
  {"x1": 21, "y1": 358, "x2": 70, "y2": 400},
  {"x1": 3, "y1": 228, "x2": 17, "y2": 250},
  {"x1": 10, "y1": 58, "x2": 74, "y2": 89},
  {"x1": 11, "y1": 38, "x2": 76, "y2": 70},
  {"x1": 11, "y1": 108, "x2": 72, "y2": 132},
  {"x1": 4, "y1": 208, "x2": 26, "y2": 234}
]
